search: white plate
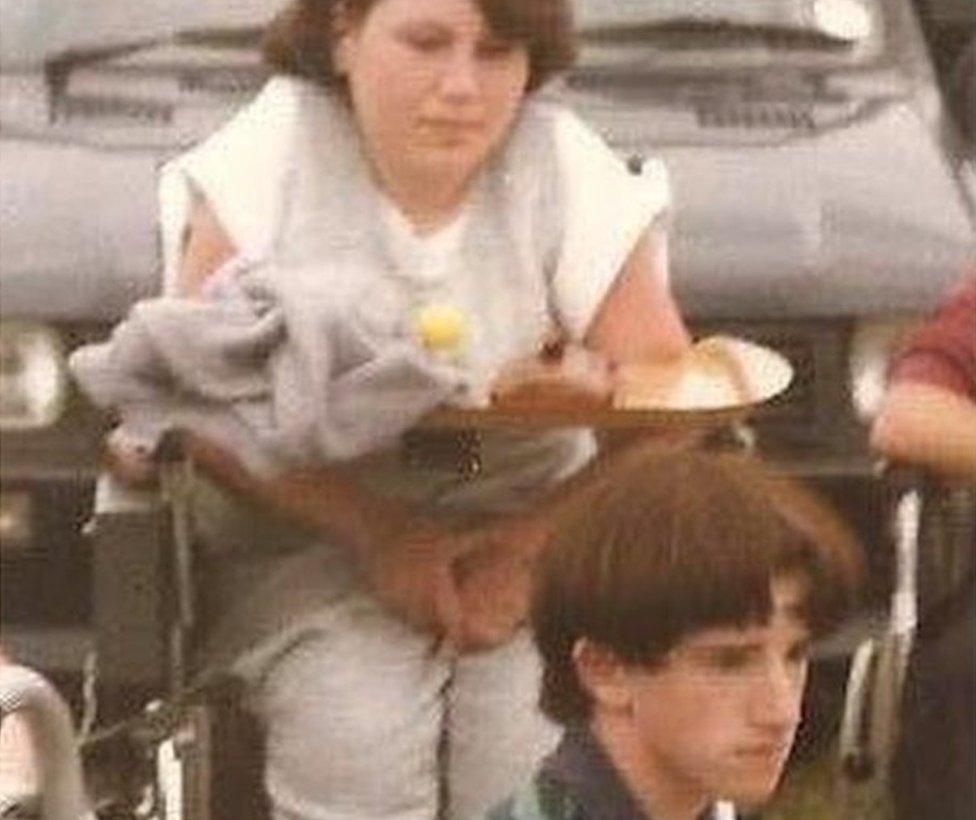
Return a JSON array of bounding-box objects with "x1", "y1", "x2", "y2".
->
[{"x1": 614, "y1": 336, "x2": 794, "y2": 412}]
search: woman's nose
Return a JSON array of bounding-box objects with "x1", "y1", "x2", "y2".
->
[{"x1": 438, "y1": 50, "x2": 480, "y2": 101}]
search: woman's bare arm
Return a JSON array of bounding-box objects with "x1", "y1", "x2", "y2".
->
[
  {"x1": 584, "y1": 223, "x2": 697, "y2": 450},
  {"x1": 177, "y1": 192, "x2": 237, "y2": 297},
  {"x1": 583, "y1": 223, "x2": 691, "y2": 364}
]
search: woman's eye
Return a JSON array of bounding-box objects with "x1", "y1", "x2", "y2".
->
[
  {"x1": 476, "y1": 38, "x2": 519, "y2": 59},
  {"x1": 399, "y1": 28, "x2": 450, "y2": 53}
]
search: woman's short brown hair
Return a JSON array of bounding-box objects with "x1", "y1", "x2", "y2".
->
[
  {"x1": 262, "y1": 0, "x2": 576, "y2": 93},
  {"x1": 532, "y1": 446, "x2": 864, "y2": 726}
]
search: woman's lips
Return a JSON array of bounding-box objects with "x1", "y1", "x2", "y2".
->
[{"x1": 420, "y1": 118, "x2": 483, "y2": 133}]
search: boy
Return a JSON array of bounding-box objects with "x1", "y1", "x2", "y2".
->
[{"x1": 489, "y1": 447, "x2": 862, "y2": 820}]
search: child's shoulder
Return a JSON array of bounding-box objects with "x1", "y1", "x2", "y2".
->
[{"x1": 484, "y1": 772, "x2": 585, "y2": 820}]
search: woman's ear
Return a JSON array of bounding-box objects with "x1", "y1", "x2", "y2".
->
[
  {"x1": 330, "y1": 1, "x2": 358, "y2": 76},
  {"x1": 330, "y1": 0, "x2": 369, "y2": 76},
  {"x1": 332, "y1": 37, "x2": 351, "y2": 76},
  {"x1": 572, "y1": 638, "x2": 633, "y2": 713}
]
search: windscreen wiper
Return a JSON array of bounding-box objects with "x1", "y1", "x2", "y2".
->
[
  {"x1": 42, "y1": 27, "x2": 262, "y2": 98},
  {"x1": 578, "y1": 18, "x2": 855, "y2": 50},
  {"x1": 173, "y1": 26, "x2": 263, "y2": 50},
  {"x1": 43, "y1": 38, "x2": 162, "y2": 102}
]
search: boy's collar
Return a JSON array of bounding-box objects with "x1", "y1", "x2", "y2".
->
[{"x1": 541, "y1": 725, "x2": 720, "y2": 820}]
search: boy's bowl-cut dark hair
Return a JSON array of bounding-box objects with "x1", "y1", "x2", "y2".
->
[
  {"x1": 262, "y1": 0, "x2": 577, "y2": 93},
  {"x1": 532, "y1": 445, "x2": 864, "y2": 726}
]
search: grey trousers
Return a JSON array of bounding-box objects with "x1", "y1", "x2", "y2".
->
[{"x1": 234, "y1": 592, "x2": 558, "y2": 820}]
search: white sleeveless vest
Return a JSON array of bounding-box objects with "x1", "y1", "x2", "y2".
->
[{"x1": 159, "y1": 75, "x2": 670, "y2": 513}]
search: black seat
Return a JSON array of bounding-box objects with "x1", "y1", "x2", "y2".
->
[{"x1": 89, "y1": 465, "x2": 271, "y2": 820}]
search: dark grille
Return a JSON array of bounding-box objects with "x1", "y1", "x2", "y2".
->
[
  {"x1": 696, "y1": 104, "x2": 815, "y2": 130},
  {"x1": 1, "y1": 479, "x2": 95, "y2": 626},
  {"x1": 691, "y1": 318, "x2": 858, "y2": 456},
  {"x1": 52, "y1": 94, "x2": 174, "y2": 125},
  {"x1": 178, "y1": 69, "x2": 266, "y2": 96}
]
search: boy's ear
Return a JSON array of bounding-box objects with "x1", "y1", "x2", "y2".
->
[{"x1": 572, "y1": 638, "x2": 633, "y2": 713}]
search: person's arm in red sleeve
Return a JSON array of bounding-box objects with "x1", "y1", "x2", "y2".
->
[{"x1": 871, "y1": 279, "x2": 976, "y2": 483}]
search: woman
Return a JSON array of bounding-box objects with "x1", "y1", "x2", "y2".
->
[{"x1": 138, "y1": 0, "x2": 690, "y2": 817}]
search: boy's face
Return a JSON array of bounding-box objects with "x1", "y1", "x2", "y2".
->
[{"x1": 624, "y1": 575, "x2": 811, "y2": 809}]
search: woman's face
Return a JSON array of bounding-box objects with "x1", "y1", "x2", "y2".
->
[{"x1": 335, "y1": 0, "x2": 530, "y2": 193}]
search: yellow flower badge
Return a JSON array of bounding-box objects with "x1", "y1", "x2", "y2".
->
[{"x1": 414, "y1": 303, "x2": 467, "y2": 360}]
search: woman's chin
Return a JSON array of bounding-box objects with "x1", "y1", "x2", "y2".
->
[{"x1": 405, "y1": 140, "x2": 490, "y2": 177}]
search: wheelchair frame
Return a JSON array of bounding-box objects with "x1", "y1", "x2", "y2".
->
[{"x1": 837, "y1": 468, "x2": 975, "y2": 816}]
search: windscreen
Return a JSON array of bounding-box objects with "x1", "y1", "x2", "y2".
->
[
  {"x1": 0, "y1": 0, "x2": 280, "y2": 68},
  {"x1": 573, "y1": 0, "x2": 881, "y2": 67}
]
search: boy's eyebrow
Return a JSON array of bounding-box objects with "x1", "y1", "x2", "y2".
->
[
  {"x1": 686, "y1": 639, "x2": 763, "y2": 653},
  {"x1": 684, "y1": 624, "x2": 812, "y2": 652}
]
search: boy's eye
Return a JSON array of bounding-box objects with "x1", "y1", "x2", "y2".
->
[
  {"x1": 703, "y1": 647, "x2": 754, "y2": 671},
  {"x1": 787, "y1": 640, "x2": 812, "y2": 666}
]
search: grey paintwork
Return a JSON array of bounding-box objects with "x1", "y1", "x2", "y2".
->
[
  {"x1": 645, "y1": 99, "x2": 973, "y2": 318},
  {"x1": 0, "y1": 139, "x2": 161, "y2": 321}
]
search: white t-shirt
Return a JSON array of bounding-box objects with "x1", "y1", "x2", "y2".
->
[
  {"x1": 159, "y1": 76, "x2": 671, "y2": 513},
  {"x1": 377, "y1": 193, "x2": 472, "y2": 290}
]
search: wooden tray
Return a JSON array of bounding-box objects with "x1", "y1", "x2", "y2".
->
[
  {"x1": 422, "y1": 336, "x2": 793, "y2": 431},
  {"x1": 422, "y1": 402, "x2": 751, "y2": 430}
]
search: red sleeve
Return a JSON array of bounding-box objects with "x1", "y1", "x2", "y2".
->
[{"x1": 889, "y1": 278, "x2": 976, "y2": 401}]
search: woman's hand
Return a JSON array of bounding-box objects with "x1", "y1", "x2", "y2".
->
[
  {"x1": 451, "y1": 513, "x2": 551, "y2": 652},
  {"x1": 489, "y1": 342, "x2": 613, "y2": 411},
  {"x1": 454, "y1": 546, "x2": 532, "y2": 653},
  {"x1": 364, "y1": 510, "x2": 466, "y2": 644}
]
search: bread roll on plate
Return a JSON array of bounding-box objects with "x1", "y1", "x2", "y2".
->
[{"x1": 614, "y1": 336, "x2": 792, "y2": 411}]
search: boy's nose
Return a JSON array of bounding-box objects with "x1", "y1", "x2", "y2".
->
[{"x1": 751, "y1": 664, "x2": 802, "y2": 732}]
